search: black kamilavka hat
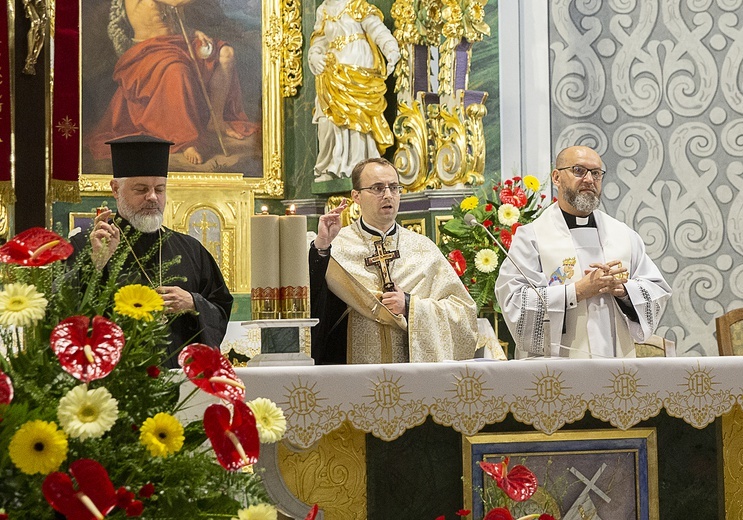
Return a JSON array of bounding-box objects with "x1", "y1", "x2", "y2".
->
[{"x1": 106, "y1": 135, "x2": 174, "y2": 178}]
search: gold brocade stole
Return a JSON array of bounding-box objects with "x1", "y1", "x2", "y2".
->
[{"x1": 325, "y1": 256, "x2": 407, "y2": 363}]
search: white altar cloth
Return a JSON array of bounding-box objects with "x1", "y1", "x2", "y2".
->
[{"x1": 204, "y1": 357, "x2": 741, "y2": 449}]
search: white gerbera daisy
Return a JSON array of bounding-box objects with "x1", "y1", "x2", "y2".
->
[
  {"x1": 0, "y1": 283, "x2": 47, "y2": 327},
  {"x1": 233, "y1": 503, "x2": 278, "y2": 520},
  {"x1": 474, "y1": 249, "x2": 499, "y2": 273},
  {"x1": 58, "y1": 384, "x2": 119, "y2": 440},
  {"x1": 497, "y1": 203, "x2": 520, "y2": 227},
  {"x1": 247, "y1": 397, "x2": 287, "y2": 444}
]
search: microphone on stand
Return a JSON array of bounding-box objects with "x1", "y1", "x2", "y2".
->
[{"x1": 464, "y1": 213, "x2": 552, "y2": 358}]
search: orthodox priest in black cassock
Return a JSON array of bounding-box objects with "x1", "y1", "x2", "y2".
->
[
  {"x1": 69, "y1": 219, "x2": 233, "y2": 368},
  {"x1": 68, "y1": 136, "x2": 232, "y2": 368}
]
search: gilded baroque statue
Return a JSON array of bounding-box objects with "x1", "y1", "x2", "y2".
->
[{"x1": 308, "y1": 0, "x2": 400, "y2": 181}]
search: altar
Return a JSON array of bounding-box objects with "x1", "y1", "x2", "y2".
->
[{"x1": 178, "y1": 357, "x2": 743, "y2": 519}]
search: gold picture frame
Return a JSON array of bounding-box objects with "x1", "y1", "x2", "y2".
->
[
  {"x1": 76, "y1": 0, "x2": 303, "y2": 199},
  {"x1": 463, "y1": 429, "x2": 659, "y2": 520}
]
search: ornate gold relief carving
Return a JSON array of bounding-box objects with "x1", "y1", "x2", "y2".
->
[
  {"x1": 164, "y1": 174, "x2": 253, "y2": 294},
  {"x1": 393, "y1": 98, "x2": 431, "y2": 191},
  {"x1": 435, "y1": 215, "x2": 452, "y2": 245},
  {"x1": 281, "y1": 0, "x2": 303, "y2": 97},
  {"x1": 278, "y1": 421, "x2": 366, "y2": 520},
  {"x1": 401, "y1": 218, "x2": 425, "y2": 236},
  {"x1": 721, "y1": 407, "x2": 743, "y2": 518}
]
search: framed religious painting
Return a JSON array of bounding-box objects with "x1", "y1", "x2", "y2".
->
[
  {"x1": 60, "y1": 0, "x2": 302, "y2": 199},
  {"x1": 463, "y1": 429, "x2": 659, "y2": 520}
]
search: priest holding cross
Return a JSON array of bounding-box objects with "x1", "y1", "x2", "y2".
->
[{"x1": 309, "y1": 157, "x2": 478, "y2": 364}]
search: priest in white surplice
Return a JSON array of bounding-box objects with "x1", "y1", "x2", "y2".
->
[
  {"x1": 310, "y1": 158, "x2": 478, "y2": 364},
  {"x1": 495, "y1": 146, "x2": 671, "y2": 359}
]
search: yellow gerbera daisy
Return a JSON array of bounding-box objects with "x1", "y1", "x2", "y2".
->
[
  {"x1": 114, "y1": 284, "x2": 164, "y2": 321},
  {"x1": 8, "y1": 420, "x2": 68, "y2": 475},
  {"x1": 474, "y1": 249, "x2": 499, "y2": 273},
  {"x1": 233, "y1": 504, "x2": 278, "y2": 520},
  {"x1": 459, "y1": 196, "x2": 479, "y2": 211},
  {"x1": 498, "y1": 203, "x2": 520, "y2": 226},
  {"x1": 247, "y1": 398, "x2": 287, "y2": 444},
  {"x1": 58, "y1": 384, "x2": 119, "y2": 440},
  {"x1": 0, "y1": 283, "x2": 48, "y2": 327},
  {"x1": 523, "y1": 175, "x2": 540, "y2": 191},
  {"x1": 139, "y1": 412, "x2": 184, "y2": 457}
]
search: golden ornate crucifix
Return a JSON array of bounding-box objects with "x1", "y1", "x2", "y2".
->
[{"x1": 365, "y1": 239, "x2": 400, "y2": 292}]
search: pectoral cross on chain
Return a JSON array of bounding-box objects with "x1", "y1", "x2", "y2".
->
[{"x1": 365, "y1": 239, "x2": 400, "y2": 292}]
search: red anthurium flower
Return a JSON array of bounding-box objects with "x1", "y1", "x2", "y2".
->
[
  {"x1": 447, "y1": 250, "x2": 467, "y2": 277},
  {"x1": 484, "y1": 508, "x2": 513, "y2": 520},
  {"x1": 0, "y1": 369, "x2": 13, "y2": 405},
  {"x1": 500, "y1": 229, "x2": 513, "y2": 250},
  {"x1": 50, "y1": 316, "x2": 125, "y2": 383},
  {"x1": 178, "y1": 344, "x2": 245, "y2": 402},
  {"x1": 0, "y1": 227, "x2": 74, "y2": 266},
  {"x1": 43, "y1": 459, "x2": 117, "y2": 520},
  {"x1": 499, "y1": 187, "x2": 514, "y2": 205},
  {"x1": 512, "y1": 186, "x2": 528, "y2": 208},
  {"x1": 138, "y1": 483, "x2": 155, "y2": 499},
  {"x1": 304, "y1": 504, "x2": 319, "y2": 520},
  {"x1": 203, "y1": 400, "x2": 259, "y2": 471},
  {"x1": 479, "y1": 458, "x2": 538, "y2": 502},
  {"x1": 456, "y1": 509, "x2": 471, "y2": 516}
]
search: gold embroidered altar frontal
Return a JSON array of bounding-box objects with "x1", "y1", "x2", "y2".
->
[
  {"x1": 231, "y1": 358, "x2": 741, "y2": 448},
  {"x1": 178, "y1": 358, "x2": 743, "y2": 518}
]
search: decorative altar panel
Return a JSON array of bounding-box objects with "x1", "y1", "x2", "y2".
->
[{"x1": 201, "y1": 358, "x2": 742, "y2": 518}]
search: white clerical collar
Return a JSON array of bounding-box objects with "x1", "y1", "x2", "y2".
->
[
  {"x1": 359, "y1": 217, "x2": 397, "y2": 239},
  {"x1": 576, "y1": 216, "x2": 589, "y2": 226}
]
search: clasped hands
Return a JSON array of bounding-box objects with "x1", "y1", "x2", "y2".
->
[{"x1": 576, "y1": 260, "x2": 629, "y2": 302}]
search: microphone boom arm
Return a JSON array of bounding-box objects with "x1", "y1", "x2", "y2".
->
[{"x1": 464, "y1": 212, "x2": 551, "y2": 357}]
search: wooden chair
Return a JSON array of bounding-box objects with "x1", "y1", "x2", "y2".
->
[{"x1": 716, "y1": 308, "x2": 743, "y2": 356}]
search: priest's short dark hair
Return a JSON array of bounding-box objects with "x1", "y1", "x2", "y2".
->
[{"x1": 106, "y1": 135, "x2": 174, "y2": 178}]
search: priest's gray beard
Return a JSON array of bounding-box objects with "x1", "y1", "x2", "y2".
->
[
  {"x1": 117, "y1": 198, "x2": 163, "y2": 233},
  {"x1": 565, "y1": 186, "x2": 600, "y2": 214}
]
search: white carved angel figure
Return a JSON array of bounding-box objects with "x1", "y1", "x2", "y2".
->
[{"x1": 308, "y1": 0, "x2": 400, "y2": 181}]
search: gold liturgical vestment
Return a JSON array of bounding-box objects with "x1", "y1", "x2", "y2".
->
[{"x1": 326, "y1": 221, "x2": 478, "y2": 363}]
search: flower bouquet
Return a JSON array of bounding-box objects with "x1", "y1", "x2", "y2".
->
[
  {"x1": 436, "y1": 457, "x2": 556, "y2": 520},
  {"x1": 0, "y1": 227, "x2": 294, "y2": 519},
  {"x1": 438, "y1": 176, "x2": 551, "y2": 312}
]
